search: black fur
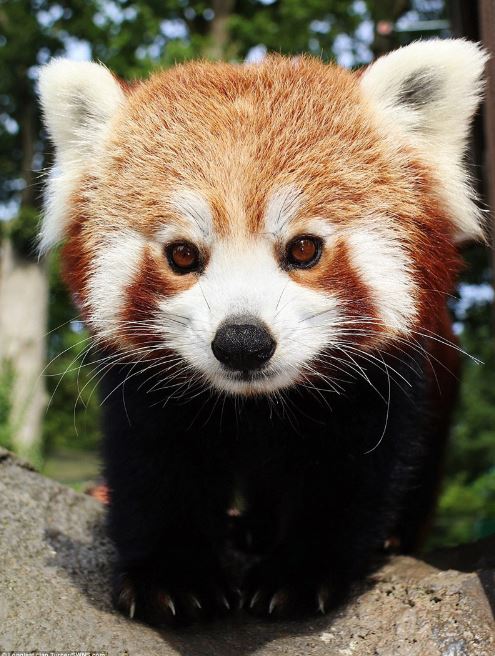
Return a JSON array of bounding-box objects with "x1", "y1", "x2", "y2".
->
[
  {"x1": 100, "y1": 348, "x2": 448, "y2": 626},
  {"x1": 397, "y1": 70, "x2": 441, "y2": 109}
]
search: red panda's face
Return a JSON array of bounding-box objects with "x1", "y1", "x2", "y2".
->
[{"x1": 39, "y1": 43, "x2": 485, "y2": 395}]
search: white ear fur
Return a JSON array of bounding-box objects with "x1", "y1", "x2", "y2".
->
[
  {"x1": 38, "y1": 59, "x2": 125, "y2": 251},
  {"x1": 360, "y1": 39, "x2": 488, "y2": 240}
]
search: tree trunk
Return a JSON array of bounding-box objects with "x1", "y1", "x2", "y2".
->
[
  {"x1": 0, "y1": 94, "x2": 48, "y2": 463},
  {"x1": 204, "y1": 0, "x2": 235, "y2": 60},
  {"x1": 0, "y1": 239, "x2": 48, "y2": 463},
  {"x1": 478, "y1": 0, "x2": 495, "y2": 337}
]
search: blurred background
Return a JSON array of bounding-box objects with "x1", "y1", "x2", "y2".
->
[{"x1": 0, "y1": 0, "x2": 493, "y2": 550}]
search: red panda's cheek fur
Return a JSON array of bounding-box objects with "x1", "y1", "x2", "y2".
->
[
  {"x1": 60, "y1": 207, "x2": 94, "y2": 323},
  {"x1": 119, "y1": 246, "x2": 195, "y2": 348},
  {"x1": 289, "y1": 239, "x2": 380, "y2": 345},
  {"x1": 397, "y1": 160, "x2": 462, "y2": 335},
  {"x1": 415, "y1": 225, "x2": 461, "y2": 334},
  {"x1": 60, "y1": 190, "x2": 196, "y2": 352}
]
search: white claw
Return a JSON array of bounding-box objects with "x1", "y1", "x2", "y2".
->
[
  {"x1": 166, "y1": 597, "x2": 176, "y2": 616},
  {"x1": 249, "y1": 590, "x2": 261, "y2": 609},
  {"x1": 129, "y1": 600, "x2": 136, "y2": 619},
  {"x1": 318, "y1": 587, "x2": 329, "y2": 615},
  {"x1": 222, "y1": 595, "x2": 231, "y2": 610},
  {"x1": 269, "y1": 590, "x2": 287, "y2": 615},
  {"x1": 191, "y1": 595, "x2": 202, "y2": 610}
]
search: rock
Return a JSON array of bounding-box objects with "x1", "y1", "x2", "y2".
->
[{"x1": 1, "y1": 446, "x2": 494, "y2": 655}]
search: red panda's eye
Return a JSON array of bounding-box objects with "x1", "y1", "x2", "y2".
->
[
  {"x1": 285, "y1": 236, "x2": 322, "y2": 269},
  {"x1": 166, "y1": 242, "x2": 200, "y2": 274}
]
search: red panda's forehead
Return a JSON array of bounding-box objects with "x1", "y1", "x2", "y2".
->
[{"x1": 98, "y1": 57, "x2": 414, "y2": 237}]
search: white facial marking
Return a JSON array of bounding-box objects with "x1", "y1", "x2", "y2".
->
[
  {"x1": 166, "y1": 189, "x2": 214, "y2": 242},
  {"x1": 265, "y1": 185, "x2": 302, "y2": 236},
  {"x1": 265, "y1": 188, "x2": 335, "y2": 247},
  {"x1": 86, "y1": 230, "x2": 145, "y2": 336},
  {"x1": 346, "y1": 222, "x2": 417, "y2": 333},
  {"x1": 293, "y1": 217, "x2": 336, "y2": 242}
]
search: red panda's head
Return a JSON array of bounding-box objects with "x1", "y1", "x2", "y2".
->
[{"x1": 39, "y1": 41, "x2": 486, "y2": 395}]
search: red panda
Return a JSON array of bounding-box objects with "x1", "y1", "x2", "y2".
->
[{"x1": 39, "y1": 40, "x2": 486, "y2": 626}]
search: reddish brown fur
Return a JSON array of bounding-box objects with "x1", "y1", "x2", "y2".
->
[
  {"x1": 61, "y1": 195, "x2": 94, "y2": 316},
  {"x1": 291, "y1": 238, "x2": 379, "y2": 344},
  {"x1": 120, "y1": 246, "x2": 191, "y2": 347}
]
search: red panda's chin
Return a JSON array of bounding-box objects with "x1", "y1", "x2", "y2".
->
[{"x1": 205, "y1": 366, "x2": 300, "y2": 397}]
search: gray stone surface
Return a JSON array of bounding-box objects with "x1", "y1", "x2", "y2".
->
[{"x1": 1, "y1": 446, "x2": 494, "y2": 656}]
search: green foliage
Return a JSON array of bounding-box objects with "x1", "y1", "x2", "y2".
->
[
  {"x1": 427, "y1": 293, "x2": 495, "y2": 549},
  {"x1": 5, "y1": 206, "x2": 40, "y2": 259},
  {"x1": 450, "y1": 328, "x2": 495, "y2": 481},
  {"x1": 42, "y1": 324, "x2": 103, "y2": 454},
  {"x1": 229, "y1": 0, "x2": 365, "y2": 60},
  {"x1": 432, "y1": 469, "x2": 495, "y2": 548}
]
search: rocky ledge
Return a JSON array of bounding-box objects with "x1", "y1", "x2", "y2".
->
[{"x1": 1, "y1": 446, "x2": 494, "y2": 656}]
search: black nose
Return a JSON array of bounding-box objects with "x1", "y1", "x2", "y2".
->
[{"x1": 211, "y1": 318, "x2": 276, "y2": 371}]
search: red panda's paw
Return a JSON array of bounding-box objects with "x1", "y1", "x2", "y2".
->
[
  {"x1": 112, "y1": 562, "x2": 240, "y2": 627},
  {"x1": 242, "y1": 556, "x2": 338, "y2": 620}
]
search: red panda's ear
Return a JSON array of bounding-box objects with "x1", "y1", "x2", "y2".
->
[
  {"x1": 38, "y1": 59, "x2": 125, "y2": 252},
  {"x1": 360, "y1": 39, "x2": 488, "y2": 241}
]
